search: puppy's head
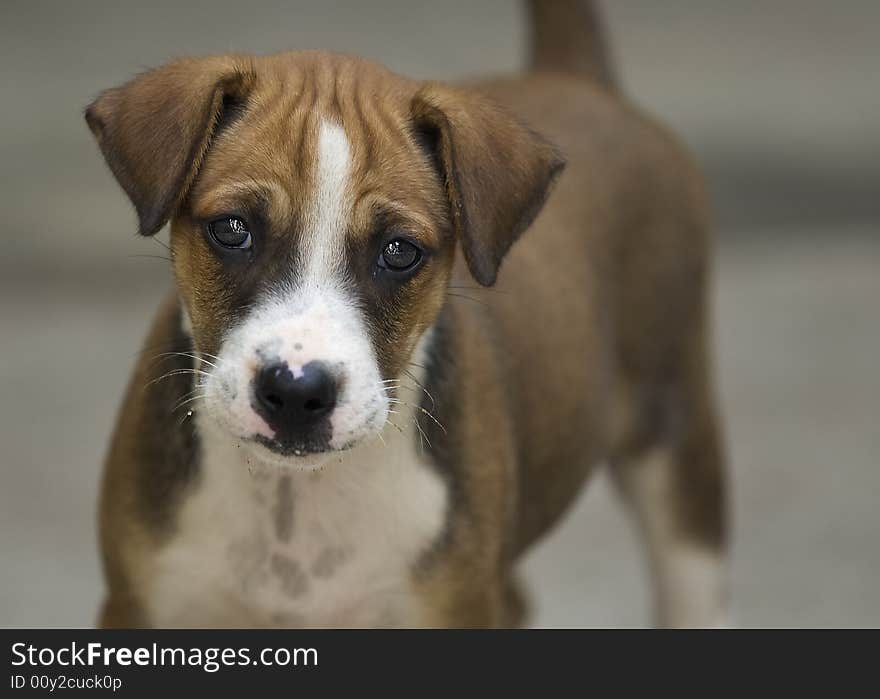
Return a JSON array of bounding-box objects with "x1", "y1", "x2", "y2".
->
[{"x1": 86, "y1": 52, "x2": 563, "y2": 468}]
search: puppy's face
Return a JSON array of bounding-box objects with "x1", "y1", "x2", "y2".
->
[
  {"x1": 86, "y1": 52, "x2": 562, "y2": 468},
  {"x1": 176, "y1": 75, "x2": 454, "y2": 464}
]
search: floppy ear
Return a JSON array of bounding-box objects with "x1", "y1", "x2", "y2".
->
[
  {"x1": 410, "y1": 84, "x2": 565, "y2": 286},
  {"x1": 85, "y1": 56, "x2": 255, "y2": 236}
]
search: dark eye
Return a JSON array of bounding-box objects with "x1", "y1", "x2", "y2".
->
[
  {"x1": 379, "y1": 238, "x2": 421, "y2": 271},
  {"x1": 207, "y1": 216, "x2": 252, "y2": 249}
]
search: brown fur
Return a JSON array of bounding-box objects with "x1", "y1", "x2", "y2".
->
[{"x1": 88, "y1": 2, "x2": 725, "y2": 627}]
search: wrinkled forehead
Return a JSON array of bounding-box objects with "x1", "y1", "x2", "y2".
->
[{"x1": 187, "y1": 57, "x2": 445, "y2": 247}]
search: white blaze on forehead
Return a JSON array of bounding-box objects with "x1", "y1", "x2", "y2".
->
[{"x1": 301, "y1": 119, "x2": 352, "y2": 283}]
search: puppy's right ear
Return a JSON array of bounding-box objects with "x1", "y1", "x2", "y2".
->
[{"x1": 85, "y1": 56, "x2": 255, "y2": 236}]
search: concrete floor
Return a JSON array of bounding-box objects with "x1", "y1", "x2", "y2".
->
[{"x1": 1, "y1": 1, "x2": 878, "y2": 627}]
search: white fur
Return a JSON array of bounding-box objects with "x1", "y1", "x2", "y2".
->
[
  {"x1": 301, "y1": 119, "x2": 351, "y2": 284},
  {"x1": 659, "y1": 546, "x2": 730, "y2": 628}
]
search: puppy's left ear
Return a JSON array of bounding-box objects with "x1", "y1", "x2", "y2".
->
[
  {"x1": 85, "y1": 56, "x2": 255, "y2": 236},
  {"x1": 411, "y1": 84, "x2": 565, "y2": 286}
]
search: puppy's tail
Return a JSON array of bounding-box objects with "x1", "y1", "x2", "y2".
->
[{"x1": 527, "y1": 0, "x2": 616, "y2": 90}]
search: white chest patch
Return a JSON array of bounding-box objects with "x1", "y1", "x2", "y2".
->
[{"x1": 144, "y1": 406, "x2": 448, "y2": 628}]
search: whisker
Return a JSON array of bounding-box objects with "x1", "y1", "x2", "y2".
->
[
  {"x1": 412, "y1": 416, "x2": 432, "y2": 451},
  {"x1": 129, "y1": 254, "x2": 172, "y2": 263},
  {"x1": 146, "y1": 367, "x2": 210, "y2": 382},
  {"x1": 171, "y1": 386, "x2": 202, "y2": 403},
  {"x1": 387, "y1": 398, "x2": 446, "y2": 433},
  {"x1": 402, "y1": 367, "x2": 436, "y2": 411},
  {"x1": 171, "y1": 388, "x2": 206, "y2": 411},
  {"x1": 144, "y1": 368, "x2": 211, "y2": 389},
  {"x1": 151, "y1": 236, "x2": 172, "y2": 252},
  {"x1": 131, "y1": 338, "x2": 193, "y2": 360},
  {"x1": 172, "y1": 394, "x2": 206, "y2": 413},
  {"x1": 154, "y1": 351, "x2": 222, "y2": 369},
  {"x1": 447, "y1": 284, "x2": 508, "y2": 295},
  {"x1": 446, "y1": 292, "x2": 489, "y2": 308}
]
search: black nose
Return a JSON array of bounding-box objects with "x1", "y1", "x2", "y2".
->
[{"x1": 253, "y1": 361, "x2": 337, "y2": 427}]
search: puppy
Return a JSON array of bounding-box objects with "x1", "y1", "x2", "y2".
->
[{"x1": 86, "y1": 0, "x2": 727, "y2": 628}]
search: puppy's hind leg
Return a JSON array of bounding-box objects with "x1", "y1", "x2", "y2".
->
[{"x1": 610, "y1": 336, "x2": 729, "y2": 628}]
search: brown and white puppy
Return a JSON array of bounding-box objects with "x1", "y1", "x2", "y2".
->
[{"x1": 86, "y1": 1, "x2": 727, "y2": 628}]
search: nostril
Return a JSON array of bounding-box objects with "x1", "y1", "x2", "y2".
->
[
  {"x1": 264, "y1": 392, "x2": 284, "y2": 409},
  {"x1": 255, "y1": 362, "x2": 293, "y2": 416},
  {"x1": 303, "y1": 398, "x2": 324, "y2": 412}
]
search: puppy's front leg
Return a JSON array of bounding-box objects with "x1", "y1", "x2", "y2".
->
[{"x1": 97, "y1": 595, "x2": 143, "y2": 629}]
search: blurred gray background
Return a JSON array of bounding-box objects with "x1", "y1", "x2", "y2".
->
[{"x1": 1, "y1": 1, "x2": 877, "y2": 627}]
